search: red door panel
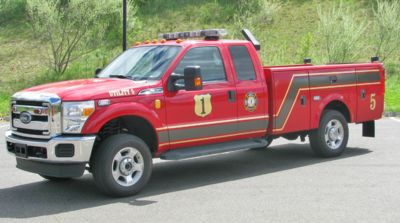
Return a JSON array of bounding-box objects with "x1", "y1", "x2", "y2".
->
[
  {"x1": 356, "y1": 67, "x2": 384, "y2": 122},
  {"x1": 271, "y1": 70, "x2": 310, "y2": 134}
]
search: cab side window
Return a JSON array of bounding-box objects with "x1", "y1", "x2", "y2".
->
[
  {"x1": 173, "y1": 47, "x2": 226, "y2": 82},
  {"x1": 229, "y1": 46, "x2": 256, "y2": 80}
]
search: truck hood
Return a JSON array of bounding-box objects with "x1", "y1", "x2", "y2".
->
[{"x1": 22, "y1": 78, "x2": 158, "y2": 101}]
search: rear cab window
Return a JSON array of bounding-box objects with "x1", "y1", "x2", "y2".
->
[{"x1": 228, "y1": 45, "x2": 256, "y2": 81}]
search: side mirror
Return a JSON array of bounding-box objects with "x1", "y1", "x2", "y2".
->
[
  {"x1": 94, "y1": 68, "x2": 102, "y2": 78},
  {"x1": 168, "y1": 66, "x2": 203, "y2": 92}
]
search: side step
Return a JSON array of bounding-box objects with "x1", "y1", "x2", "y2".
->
[{"x1": 160, "y1": 138, "x2": 268, "y2": 160}]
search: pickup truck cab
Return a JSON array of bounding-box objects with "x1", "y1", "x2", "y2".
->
[{"x1": 5, "y1": 29, "x2": 385, "y2": 196}]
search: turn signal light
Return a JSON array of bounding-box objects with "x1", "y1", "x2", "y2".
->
[
  {"x1": 194, "y1": 77, "x2": 202, "y2": 87},
  {"x1": 82, "y1": 107, "x2": 95, "y2": 117}
]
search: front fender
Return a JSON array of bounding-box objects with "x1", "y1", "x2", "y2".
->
[{"x1": 81, "y1": 102, "x2": 164, "y2": 134}]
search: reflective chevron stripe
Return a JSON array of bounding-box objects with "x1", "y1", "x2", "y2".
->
[
  {"x1": 273, "y1": 71, "x2": 381, "y2": 132},
  {"x1": 157, "y1": 71, "x2": 381, "y2": 145}
]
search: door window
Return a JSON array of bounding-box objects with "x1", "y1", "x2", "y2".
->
[{"x1": 173, "y1": 47, "x2": 226, "y2": 82}]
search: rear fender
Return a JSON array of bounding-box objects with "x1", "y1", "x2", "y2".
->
[{"x1": 311, "y1": 94, "x2": 354, "y2": 129}]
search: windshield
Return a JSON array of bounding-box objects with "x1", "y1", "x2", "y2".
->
[{"x1": 98, "y1": 46, "x2": 182, "y2": 81}]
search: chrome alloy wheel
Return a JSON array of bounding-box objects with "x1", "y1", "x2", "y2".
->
[
  {"x1": 112, "y1": 147, "x2": 144, "y2": 187},
  {"x1": 324, "y1": 119, "x2": 344, "y2": 150}
]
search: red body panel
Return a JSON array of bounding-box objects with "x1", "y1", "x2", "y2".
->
[{"x1": 18, "y1": 39, "x2": 385, "y2": 156}]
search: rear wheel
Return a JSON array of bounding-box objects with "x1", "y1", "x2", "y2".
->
[
  {"x1": 92, "y1": 134, "x2": 152, "y2": 197},
  {"x1": 309, "y1": 110, "x2": 349, "y2": 157}
]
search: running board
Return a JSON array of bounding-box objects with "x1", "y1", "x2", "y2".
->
[{"x1": 160, "y1": 138, "x2": 268, "y2": 160}]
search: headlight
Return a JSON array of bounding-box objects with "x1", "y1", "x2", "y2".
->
[{"x1": 62, "y1": 101, "x2": 95, "y2": 133}]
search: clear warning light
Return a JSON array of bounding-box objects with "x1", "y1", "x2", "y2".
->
[{"x1": 158, "y1": 29, "x2": 227, "y2": 40}]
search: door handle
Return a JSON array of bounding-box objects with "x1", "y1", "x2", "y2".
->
[
  {"x1": 361, "y1": 89, "x2": 366, "y2": 99},
  {"x1": 228, "y1": 90, "x2": 236, "y2": 103},
  {"x1": 330, "y1": 76, "x2": 338, "y2": 84},
  {"x1": 300, "y1": 95, "x2": 306, "y2": 106}
]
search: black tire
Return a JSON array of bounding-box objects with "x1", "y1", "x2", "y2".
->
[
  {"x1": 309, "y1": 110, "x2": 349, "y2": 157},
  {"x1": 40, "y1": 175, "x2": 71, "y2": 181},
  {"x1": 92, "y1": 134, "x2": 152, "y2": 197}
]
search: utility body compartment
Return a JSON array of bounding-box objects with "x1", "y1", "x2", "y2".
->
[{"x1": 263, "y1": 63, "x2": 385, "y2": 135}]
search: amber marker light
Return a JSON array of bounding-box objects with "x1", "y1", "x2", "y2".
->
[
  {"x1": 154, "y1": 99, "x2": 161, "y2": 109},
  {"x1": 152, "y1": 39, "x2": 158, "y2": 44},
  {"x1": 176, "y1": 39, "x2": 183, "y2": 43},
  {"x1": 144, "y1": 40, "x2": 150, "y2": 44},
  {"x1": 82, "y1": 107, "x2": 95, "y2": 117},
  {"x1": 134, "y1": 41, "x2": 141, "y2": 46},
  {"x1": 194, "y1": 77, "x2": 202, "y2": 87},
  {"x1": 160, "y1": 39, "x2": 166, "y2": 43}
]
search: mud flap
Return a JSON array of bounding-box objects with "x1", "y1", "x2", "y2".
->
[{"x1": 362, "y1": 120, "x2": 375, "y2": 137}]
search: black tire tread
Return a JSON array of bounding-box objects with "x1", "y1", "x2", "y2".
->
[
  {"x1": 91, "y1": 134, "x2": 152, "y2": 197},
  {"x1": 309, "y1": 110, "x2": 349, "y2": 158}
]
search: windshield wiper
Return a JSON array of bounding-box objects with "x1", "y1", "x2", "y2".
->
[{"x1": 109, "y1": 74, "x2": 131, "y2": 79}]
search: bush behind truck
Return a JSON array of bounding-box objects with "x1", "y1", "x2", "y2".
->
[{"x1": 5, "y1": 29, "x2": 385, "y2": 197}]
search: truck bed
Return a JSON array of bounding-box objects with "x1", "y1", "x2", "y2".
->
[{"x1": 263, "y1": 62, "x2": 385, "y2": 135}]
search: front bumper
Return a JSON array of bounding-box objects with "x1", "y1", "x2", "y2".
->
[{"x1": 5, "y1": 130, "x2": 96, "y2": 177}]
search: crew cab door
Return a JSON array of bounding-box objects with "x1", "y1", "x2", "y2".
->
[
  {"x1": 164, "y1": 45, "x2": 237, "y2": 149},
  {"x1": 226, "y1": 44, "x2": 268, "y2": 138}
]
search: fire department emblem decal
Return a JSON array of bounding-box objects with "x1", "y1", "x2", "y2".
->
[
  {"x1": 194, "y1": 94, "x2": 212, "y2": 117},
  {"x1": 244, "y1": 92, "x2": 257, "y2": 112}
]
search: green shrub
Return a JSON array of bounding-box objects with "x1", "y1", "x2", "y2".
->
[
  {"x1": 0, "y1": 0, "x2": 26, "y2": 25},
  {"x1": 317, "y1": 2, "x2": 368, "y2": 63},
  {"x1": 26, "y1": 0, "x2": 137, "y2": 74},
  {"x1": 373, "y1": 0, "x2": 400, "y2": 62}
]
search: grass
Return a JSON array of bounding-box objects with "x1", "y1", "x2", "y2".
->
[
  {"x1": 385, "y1": 63, "x2": 400, "y2": 112},
  {"x1": 0, "y1": 0, "x2": 399, "y2": 116},
  {"x1": 386, "y1": 79, "x2": 400, "y2": 112}
]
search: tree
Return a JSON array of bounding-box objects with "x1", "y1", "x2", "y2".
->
[
  {"x1": 317, "y1": 2, "x2": 367, "y2": 63},
  {"x1": 373, "y1": 0, "x2": 400, "y2": 62},
  {"x1": 26, "y1": 0, "x2": 137, "y2": 74}
]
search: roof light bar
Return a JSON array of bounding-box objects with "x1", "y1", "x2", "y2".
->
[{"x1": 159, "y1": 29, "x2": 227, "y2": 40}]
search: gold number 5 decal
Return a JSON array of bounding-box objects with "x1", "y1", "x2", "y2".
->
[
  {"x1": 370, "y1": 93, "x2": 376, "y2": 110},
  {"x1": 194, "y1": 94, "x2": 212, "y2": 117}
]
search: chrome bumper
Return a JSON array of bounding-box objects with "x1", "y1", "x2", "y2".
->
[{"x1": 5, "y1": 130, "x2": 96, "y2": 163}]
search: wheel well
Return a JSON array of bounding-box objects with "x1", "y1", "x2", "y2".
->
[
  {"x1": 94, "y1": 116, "x2": 158, "y2": 156},
  {"x1": 324, "y1": 101, "x2": 351, "y2": 123}
]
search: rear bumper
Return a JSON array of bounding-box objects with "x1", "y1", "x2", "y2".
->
[{"x1": 5, "y1": 130, "x2": 96, "y2": 177}]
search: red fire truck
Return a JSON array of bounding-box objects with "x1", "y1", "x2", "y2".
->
[{"x1": 5, "y1": 29, "x2": 385, "y2": 196}]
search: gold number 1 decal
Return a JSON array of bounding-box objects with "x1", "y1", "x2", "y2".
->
[
  {"x1": 194, "y1": 94, "x2": 212, "y2": 117},
  {"x1": 370, "y1": 93, "x2": 376, "y2": 110}
]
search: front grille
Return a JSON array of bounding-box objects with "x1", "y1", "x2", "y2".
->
[
  {"x1": 12, "y1": 101, "x2": 51, "y2": 138},
  {"x1": 11, "y1": 92, "x2": 61, "y2": 139},
  {"x1": 15, "y1": 100, "x2": 45, "y2": 106},
  {"x1": 16, "y1": 128, "x2": 47, "y2": 135},
  {"x1": 13, "y1": 113, "x2": 48, "y2": 122}
]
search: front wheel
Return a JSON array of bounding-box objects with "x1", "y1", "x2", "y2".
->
[
  {"x1": 309, "y1": 110, "x2": 349, "y2": 157},
  {"x1": 92, "y1": 134, "x2": 152, "y2": 197}
]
